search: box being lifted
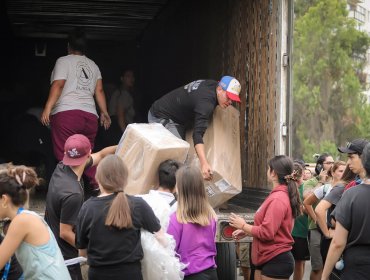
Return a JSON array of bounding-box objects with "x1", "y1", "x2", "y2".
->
[
  {"x1": 186, "y1": 106, "x2": 242, "y2": 208},
  {"x1": 116, "y1": 123, "x2": 190, "y2": 195}
]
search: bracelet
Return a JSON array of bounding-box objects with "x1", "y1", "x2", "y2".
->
[{"x1": 242, "y1": 223, "x2": 247, "y2": 231}]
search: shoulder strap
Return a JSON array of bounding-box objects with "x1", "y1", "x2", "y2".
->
[
  {"x1": 323, "y1": 184, "x2": 330, "y2": 197},
  {"x1": 169, "y1": 198, "x2": 177, "y2": 207}
]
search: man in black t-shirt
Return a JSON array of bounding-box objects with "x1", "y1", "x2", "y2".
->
[
  {"x1": 148, "y1": 76, "x2": 241, "y2": 180},
  {"x1": 322, "y1": 142, "x2": 370, "y2": 279},
  {"x1": 45, "y1": 134, "x2": 116, "y2": 280}
]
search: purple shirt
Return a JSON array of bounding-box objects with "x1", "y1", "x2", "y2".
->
[{"x1": 167, "y1": 213, "x2": 217, "y2": 276}]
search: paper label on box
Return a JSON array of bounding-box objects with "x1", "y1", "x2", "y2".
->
[
  {"x1": 215, "y1": 178, "x2": 231, "y2": 192},
  {"x1": 206, "y1": 185, "x2": 216, "y2": 197}
]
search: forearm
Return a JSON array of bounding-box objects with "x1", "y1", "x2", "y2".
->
[
  {"x1": 100, "y1": 145, "x2": 117, "y2": 157},
  {"x1": 304, "y1": 204, "x2": 316, "y2": 222},
  {"x1": 240, "y1": 222, "x2": 253, "y2": 236},
  {"x1": 315, "y1": 207, "x2": 330, "y2": 237},
  {"x1": 60, "y1": 231, "x2": 76, "y2": 247},
  {"x1": 95, "y1": 88, "x2": 108, "y2": 114},
  {"x1": 79, "y1": 249, "x2": 87, "y2": 258},
  {"x1": 117, "y1": 105, "x2": 126, "y2": 131},
  {"x1": 154, "y1": 229, "x2": 168, "y2": 248},
  {"x1": 194, "y1": 143, "x2": 208, "y2": 165},
  {"x1": 44, "y1": 83, "x2": 63, "y2": 110},
  {"x1": 322, "y1": 240, "x2": 345, "y2": 278}
]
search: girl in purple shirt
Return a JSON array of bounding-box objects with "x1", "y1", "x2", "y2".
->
[{"x1": 167, "y1": 165, "x2": 218, "y2": 280}]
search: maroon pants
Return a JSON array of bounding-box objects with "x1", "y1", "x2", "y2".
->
[{"x1": 50, "y1": 110, "x2": 98, "y2": 187}]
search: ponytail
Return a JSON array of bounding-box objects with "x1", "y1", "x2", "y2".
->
[
  {"x1": 95, "y1": 155, "x2": 132, "y2": 229},
  {"x1": 105, "y1": 192, "x2": 132, "y2": 229},
  {"x1": 286, "y1": 181, "x2": 301, "y2": 218}
]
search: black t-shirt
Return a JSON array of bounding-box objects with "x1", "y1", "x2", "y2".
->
[
  {"x1": 45, "y1": 162, "x2": 85, "y2": 259},
  {"x1": 334, "y1": 184, "x2": 370, "y2": 249},
  {"x1": 76, "y1": 194, "x2": 161, "y2": 267},
  {"x1": 150, "y1": 80, "x2": 218, "y2": 145},
  {"x1": 0, "y1": 236, "x2": 23, "y2": 280}
]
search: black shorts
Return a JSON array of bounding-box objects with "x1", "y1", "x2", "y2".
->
[
  {"x1": 255, "y1": 251, "x2": 294, "y2": 279},
  {"x1": 292, "y1": 236, "x2": 310, "y2": 261}
]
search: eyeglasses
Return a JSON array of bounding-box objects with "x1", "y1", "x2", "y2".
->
[{"x1": 323, "y1": 161, "x2": 334, "y2": 165}]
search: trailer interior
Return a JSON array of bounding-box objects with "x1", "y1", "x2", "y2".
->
[{"x1": 1, "y1": 0, "x2": 292, "y2": 209}]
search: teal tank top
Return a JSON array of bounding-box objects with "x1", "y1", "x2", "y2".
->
[{"x1": 15, "y1": 210, "x2": 71, "y2": 280}]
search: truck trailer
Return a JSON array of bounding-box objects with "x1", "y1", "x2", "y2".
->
[{"x1": 1, "y1": 0, "x2": 293, "y2": 279}]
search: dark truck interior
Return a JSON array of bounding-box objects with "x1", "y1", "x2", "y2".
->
[{"x1": 0, "y1": 0, "x2": 278, "y2": 207}]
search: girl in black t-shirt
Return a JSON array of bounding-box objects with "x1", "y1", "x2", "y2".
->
[{"x1": 76, "y1": 155, "x2": 164, "y2": 280}]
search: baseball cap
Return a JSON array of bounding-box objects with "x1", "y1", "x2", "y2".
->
[
  {"x1": 337, "y1": 138, "x2": 370, "y2": 155},
  {"x1": 294, "y1": 159, "x2": 309, "y2": 168},
  {"x1": 219, "y1": 76, "x2": 241, "y2": 103},
  {"x1": 63, "y1": 134, "x2": 91, "y2": 166}
]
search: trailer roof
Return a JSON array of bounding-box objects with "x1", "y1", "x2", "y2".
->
[{"x1": 5, "y1": 0, "x2": 170, "y2": 41}]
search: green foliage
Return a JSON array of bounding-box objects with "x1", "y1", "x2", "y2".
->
[{"x1": 293, "y1": 0, "x2": 370, "y2": 159}]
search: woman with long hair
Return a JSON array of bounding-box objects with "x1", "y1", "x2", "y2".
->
[
  {"x1": 302, "y1": 153, "x2": 334, "y2": 280},
  {"x1": 315, "y1": 165, "x2": 356, "y2": 265},
  {"x1": 229, "y1": 155, "x2": 301, "y2": 280},
  {"x1": 0, "y1": 164, "x2": 70, "y2": 279},
  {"x1": 303, "y1": 161, "x2": 346, "y2": 238},
  {"x1": 167, "y1": 165, "x2": 218, "y2": 280},
  {"x1": 76, "y1": 155, "x2": 164, "y2": 280}
]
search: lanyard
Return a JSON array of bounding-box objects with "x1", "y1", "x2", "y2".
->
[
  {"x1": 16, "y1": 207, "x2": 24, "y2": 215},
  {"x1": 2, "y1": 207, "x2": 24, "y2": 279},
  {"x1": 1, "y1": 260, "x2": 11, "y2": 280}
]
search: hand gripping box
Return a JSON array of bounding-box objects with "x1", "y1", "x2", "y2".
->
[
  {"x1": 116, "y1": 123, "x2": 190, "y2": 195},
  {"x1": 186, "y1": 106, "x2": 242, "y2": 208}
]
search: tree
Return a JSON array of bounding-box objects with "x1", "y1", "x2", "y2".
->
[{"x1": 293, "y1": 0, "x2": 370, "y2": 161}]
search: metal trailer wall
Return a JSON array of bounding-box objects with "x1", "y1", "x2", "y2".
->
[{"x1": 140, "y1": 0, "x2": 291, "y2": 195}]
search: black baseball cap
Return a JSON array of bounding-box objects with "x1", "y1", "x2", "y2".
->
[
  {"x1": 294, "y1": 159, "x2": 309, "y2": 167},
  {"x1": 337, "y1": 138, "x2": 370, "y2": 154}
]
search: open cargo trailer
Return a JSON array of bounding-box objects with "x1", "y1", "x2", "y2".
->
[{"x1": 2, "y1": 0, "x2": 293, "y2": 279}]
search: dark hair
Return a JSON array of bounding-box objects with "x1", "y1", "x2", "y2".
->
[
  {"x1": 95, "y1": 155, "x2": 132, "y2": 229},
  {"x1": 293, "y1": 159, "x2": 306, "y2": 169},
  {"x1": 361, "y1": 143, "x2": 370, "y2": 177},
  {"x1": 68, "y1": 28, "x2": 87, "y2": 53},
  {"x1": 293, "y1": 163, "x2": 304, "y2": 181},
  {"x1": 158, "y1": 160, "x2": 181, "y2": 191},
  {"x1": 0, "y1": 164, "x2": 39, "y2": 206},
  {"x1": 269, "y1": 156, "x2": 301, "y2": 218},
  {"x1": 315, "y1": 153, "x2": 331, "y2": 175},
  {"x1": 339, "y1": 165, "x2": 356, "y2": 185}
]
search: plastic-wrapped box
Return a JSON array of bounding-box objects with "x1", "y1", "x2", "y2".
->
[
  {"x1": 116, "y1": 123, "x2": 190, "y2": 195},
  {"x1": 186, "y1": 106, "x2": 242, "y2": 208}
]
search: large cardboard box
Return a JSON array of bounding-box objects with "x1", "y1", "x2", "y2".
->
[
  {"x1": 186, "y1": 106, "x2": 242, "y2": 208},
  {"x1": 116, "y1": 123, "x2": 190, "y2": 195}
]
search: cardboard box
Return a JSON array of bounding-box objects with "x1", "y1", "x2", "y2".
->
[
  {"x1": 186, "y1": 106, "x2": 242, "y2": 208},
  {"x1": 116, "y1": 123, "x2": 190, "y2": 195}
]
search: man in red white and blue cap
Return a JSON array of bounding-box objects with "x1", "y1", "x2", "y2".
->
[{"x1": 148, "y1": 76, "x2": 241, "y2": 180}]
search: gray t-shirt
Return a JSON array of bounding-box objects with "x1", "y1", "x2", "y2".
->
[
  {"x1": 108, "y1": 88, "x2": 135, "y2": 124},
  {"x1": 51, "y1": 54, "x2": 102, "y2": 116},
  {"x1": 335, "y1": 184, "x2": 370, "y2": 249}
]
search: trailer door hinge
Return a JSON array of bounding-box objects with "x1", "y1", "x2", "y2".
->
[{"x1": 282, "y1": 53, "x2": 289, "y2": 67}]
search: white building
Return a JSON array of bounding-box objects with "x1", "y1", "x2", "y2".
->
[{"x1": 348, "y1": 0, "x2": 370, "y2": 103}]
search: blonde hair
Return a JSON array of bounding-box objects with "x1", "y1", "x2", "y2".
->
[
  {"x1": 95, "y1": 155, "x2": 132, "y2": 229},
  {"x1": 175, "y1": 165, "x2": 216, "y2": 226}
]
